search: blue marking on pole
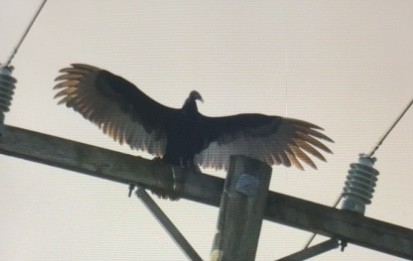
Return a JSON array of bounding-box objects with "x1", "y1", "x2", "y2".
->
[{"x1": 236, "y1": 173, "x2": 260, "y2": 196}]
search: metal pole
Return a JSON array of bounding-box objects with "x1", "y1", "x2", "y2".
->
[
  {"x1": 135, "y1": 186, "x2": 203, "y2": 261},
  {"x1": 277, "y1": 238, "x2": 339, "y2": 261}
]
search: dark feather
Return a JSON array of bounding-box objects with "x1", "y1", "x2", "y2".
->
[
  {"x1": 194, "y1": 114, "x2": 333, "y2": 170},
  {"x1": 53, "y1": 64, "x2": 173, "y2": 156},
  {"x1": 54, "y1": 63, "x2": 333, "y2": 171}
]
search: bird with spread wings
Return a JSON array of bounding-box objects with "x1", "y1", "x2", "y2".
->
[{"x1": 54, "y1": 64, "x2": 333, "y2": 172}]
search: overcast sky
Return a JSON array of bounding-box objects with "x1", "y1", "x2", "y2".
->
[{"x1": 1, "y1": 1, "x2": 412, "y2": 260}]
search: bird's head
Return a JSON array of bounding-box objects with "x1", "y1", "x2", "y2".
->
[
  {"x1": 182, "y1": 90, "x2": 203, "y2": 113},
  {"x1": 189, "y1": 90, "x2": 204, "y2": 103}
]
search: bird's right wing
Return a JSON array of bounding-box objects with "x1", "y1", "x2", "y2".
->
[{"x1": 54, "y1": 63, "x2": 177, "y2": 156}]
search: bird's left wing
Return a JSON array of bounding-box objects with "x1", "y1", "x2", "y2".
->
[
  {"x1": 196, "y1": 114, "x2": 333, "y2": 170},
  {"x1": 54, "y1": 64, "x2": 178, "y2": 157}
]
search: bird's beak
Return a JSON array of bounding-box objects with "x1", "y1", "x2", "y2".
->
[{"x1": 196, "y1": 93, "x2": 204, "y2": 103}]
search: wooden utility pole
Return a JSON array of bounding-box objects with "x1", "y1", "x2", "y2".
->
[
  {"x1": 211, "y1": 155, "x2": 272, "y2": 261},
  {"x1": 1, "y1": 125, "x2": 413, "y2": 260}
]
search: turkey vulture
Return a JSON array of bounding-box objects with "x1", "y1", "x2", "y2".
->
[{"x1": 54, "y1": 64, "x2": 333, "y2": 171}]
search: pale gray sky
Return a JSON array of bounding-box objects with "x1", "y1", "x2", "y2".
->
[{"x1": 1, "y1": 0, "x2": 412, "y2": 260}]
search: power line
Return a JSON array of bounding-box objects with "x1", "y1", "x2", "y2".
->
[
  {"x1": 5, "y1": 0, "x2": 48, "y2": 67},
  {"x1": 304, "y1": 97, "x2": 413, "y2": 250},
  {"x1": 368, "y1": 98, "x2": 413, "y2": 157}
]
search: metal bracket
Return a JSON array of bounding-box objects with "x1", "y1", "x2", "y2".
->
[
  {"x1": 276, "y1": 238, "x2": 339, "y2": 261},
  {"x1": 134, "y1": 185, "x2": 203, "y2": 261}
]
